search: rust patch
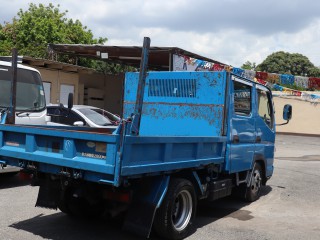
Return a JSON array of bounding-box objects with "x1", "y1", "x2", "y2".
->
[
  {"x1": 124, "y1": 101, "x2": 224, "y2": 108},
  {"x1": 141, "y1": 103, "x2": 223, "y2": 126}
]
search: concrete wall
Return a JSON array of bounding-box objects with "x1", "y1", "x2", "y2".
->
[
  {"x1": 36, "y1": 68, "x2": 79, "y2": 104},
  {"x1": 79, "y1": 72, "x2": 124, "y2": 115},
  {"x1": 26, "y1": 63, "x2": 123, "y2": 113},
  {"x1": 104, "y1": 73, "x2": 124, "y2": 116},
  {"x1": 274, "y1": 96, "x2": 320, "y2": 135}
]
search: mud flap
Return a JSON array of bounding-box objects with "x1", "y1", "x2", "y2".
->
[
  {"x1": 35, "y1": 177, "x2": 61, "y2": 209},
  {"x1": 123, "y1": 175, "x2": 170, "y2": 238}
]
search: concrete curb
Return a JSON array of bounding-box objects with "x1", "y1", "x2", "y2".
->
[{"x1": 277, "y1": 132, "x2": 320, "y2": 138}]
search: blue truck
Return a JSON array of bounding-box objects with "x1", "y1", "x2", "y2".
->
[{"x1": 0, "y1": 39, "x2": 292, "y2": 239}]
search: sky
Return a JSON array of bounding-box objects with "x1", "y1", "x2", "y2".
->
[{"x1": 1, "y1": 0, "x2": 320, "y2": 67}]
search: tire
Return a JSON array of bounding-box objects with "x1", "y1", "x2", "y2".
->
[
  {"x1": 58, "y1": 198, "x2": 72, "y2": 215},
  {"x1": 57, "y1": 187, "x2": 90, "y2": 217},
  {"x1": 154, "y1": 178, "x2": 197, "y2": 240},
  {"x1": 245, "y1": 163, "x2": 263, "y2": 202},
  {"x1": 57, "y1": 188, "x2": 73, "y2": 215},
  {"x1": 58, "y1": 186, "x2": 104, "y2": 218}
]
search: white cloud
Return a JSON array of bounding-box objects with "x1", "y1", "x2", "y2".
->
[{"x1": 1, "y1": 0, "x2": 320, "y2": 67}]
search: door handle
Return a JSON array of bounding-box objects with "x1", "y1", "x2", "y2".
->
[
  {"x1": 256, "y1": 136, "x2": 261, "y2": 143},
  {"x1": 233, "y1": 135, "x2": 239, "y2": 143}
]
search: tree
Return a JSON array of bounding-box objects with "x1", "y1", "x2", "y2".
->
[
  {"x1": 241, "y1": 61, "x2": 256, "y2": 70},
  {"x1": 256, "y1": 51, "x2": 320, "y2": 77},
  {"x1": 92, "y1": 61, "x2": 135, "y2": 74},
  {"x1": 307, "y1": 67, "x2": 320, "y2": 78},
  {"x1": 0, "y1": 3, "x2": 107, "y2": 66}
]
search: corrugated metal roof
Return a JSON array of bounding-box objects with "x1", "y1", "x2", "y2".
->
[
  {"x1": 48, "y1": 44, "x2": 224, "y2": 70},
  {"x1": 0, "y1": 55, "x2": 94, "y2": 73}
]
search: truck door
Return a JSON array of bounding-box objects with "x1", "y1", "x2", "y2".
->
[
  {"x1": 255, "y1": 86, "x2": 275, "y2": 177},
  {"x1": 228, "y1": 76, "x2": 255, "y2": 173}
]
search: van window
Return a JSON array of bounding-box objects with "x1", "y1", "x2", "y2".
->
[
  {"x1": 257, "y1": 89, "x2": 274, "y2": 129},
  {"x1": 0, "y1": 66, "x2": 46, "y2": 111},
  {"x1": 233, "y1": 81, "x2": 251, "y2": 116}
]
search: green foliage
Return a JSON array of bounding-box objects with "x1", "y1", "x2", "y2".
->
[
  {"x1": 307, "y1": 67, "x2": 320, "y2": 77},
  {"x1": 241, "y1": 61, "x2": 256, "y2": 70},
  {"x1": 92, "y1": 60, "x2": 137, "y2": 74},
  {"x1": 0, "y1": 3, "x2": 107, "y2": 66},
  {"x1": 0, "y1": 21, "x2": 16, "y2": 54},
  {"x1": 256, "y1": 51, "x2": 320, "y2": 77}
]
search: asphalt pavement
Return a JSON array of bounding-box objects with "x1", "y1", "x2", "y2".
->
[{"x1": 0, "y1": 134, "x2": 319, "y2": 240}]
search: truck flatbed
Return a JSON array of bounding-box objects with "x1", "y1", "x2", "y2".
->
[{"x1": 0, "y1": 123, "x2": 226, "y2": 186}]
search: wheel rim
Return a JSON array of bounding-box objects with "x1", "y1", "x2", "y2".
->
[
  {"x1": 251, "y1": 169, "x2": 262, "y2": 193},
  {"x1": 172, "y1": 190, "x2": 193, "y2": 231}
]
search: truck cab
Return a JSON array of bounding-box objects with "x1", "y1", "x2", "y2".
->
[{"x1": 227, "y1": 75, "x2": 275, "y2": 182}]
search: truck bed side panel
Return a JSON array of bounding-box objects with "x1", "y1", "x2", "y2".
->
[
  {"x1": 121, "y1": 136, "x2": 226, "y2": 176},
  {"x1": 0, "y1": 125, "x2": 119, "y2": 183},
  {"x1": 123, "y1": 71, "x2": 227, "y2": 136}
]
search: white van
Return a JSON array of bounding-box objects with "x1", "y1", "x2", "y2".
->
[{"x1": 0, "y1": 60, "x2": 47, "y2": 125}]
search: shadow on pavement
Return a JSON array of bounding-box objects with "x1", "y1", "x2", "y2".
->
[
  {"x1": 0, "y1": 172, "x2": 30, "y2": 190},
  {"x1": 9, "y1": 211, "x2": 167, "y2": 240},
  {"x1": 10, "y1": 212, "x2": 145, "y2": 240},
  {"x1": 196, "y1": 185, "x2": 272, "y2": 228},
  {"x1": 9, "y1": 186, "x2": 272, "y2": 239}
]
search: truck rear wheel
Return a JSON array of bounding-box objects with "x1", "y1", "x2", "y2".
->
[
  {"x1": 154, "y1": 178, "x2": 196, "y2": 240},
  {"x1": 58, "y1": 187, "x2": 103, "y2": 218},
  {"x1": 58, "y1": 198, "x2": 71, "y2": 215},
  {"x1": 57, "y1": 187, "x2": 74, "y2": 215},
  {"x1": 245, "y1": 163, "x2": 263, "y2": 202}
]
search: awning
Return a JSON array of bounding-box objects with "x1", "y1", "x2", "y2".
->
[{"x1": 48, "y1": 44, "x2": 224, "y2": 70}]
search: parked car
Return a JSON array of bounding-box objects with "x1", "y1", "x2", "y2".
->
[{"x1": 47, "y1": 105, "x2": 120, "y2": 129}]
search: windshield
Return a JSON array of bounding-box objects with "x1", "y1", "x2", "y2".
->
[
  {"x1": 92, "y1": 109, "x2": 120, "y2": 123},
  {"x1": 0, "y1": 65, "x2": 46, "y2": 111},
  {"x1": 77, "y1": 108, "x2": 113, "y2": 126}
]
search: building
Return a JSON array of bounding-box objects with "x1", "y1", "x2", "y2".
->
[{"x1": 1, "y1": 56, "x2": 124, "y2": 116}]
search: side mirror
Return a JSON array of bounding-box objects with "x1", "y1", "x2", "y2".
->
[
  {"x1": 277, "y1": 104, "x2": 292, "y2": 126},
  {"x1": 283, "y1": 104, "x2": 292, "y2": 121},
  {"x1": 68, "y1": 93, "x2": 74, "y2": 109}
]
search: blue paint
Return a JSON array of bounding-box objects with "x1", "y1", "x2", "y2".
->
[
  {"x1": 120, "y1": 136, "x2": 225, "y2": 176},
  {"x1": 124, "y1": 71, "x2": 226, "y2": 136},
  {"x1": 232, "y1": 67, "x2": 245, "y2": 77},
  {"x1": 192, "y1": 171, "x2": 205, "y2": 196},
  {"x1": 224, "y1": 75, "x2": 275, "y2": 176},
  {"x1": 280, "y1": 74, "x2": 294, "y2": 85},
  {"x1": 0, "y1": 111, "x2": 7, "y2": 124}
]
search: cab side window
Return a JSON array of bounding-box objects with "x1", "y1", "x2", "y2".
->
[
  {"x1": 257, "y1": 89, "x2": 274, "y2": 129},
  {"x1": 233, "y1": 81, "x2": 252, "y2": 116}
]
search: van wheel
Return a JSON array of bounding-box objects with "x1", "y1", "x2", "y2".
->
[
  {"x1": 245, "y1": 163, "x2": 263, "y2": 202},
  {"x1": 154, "y1": 178, "x2": 196, "y2": 240}
]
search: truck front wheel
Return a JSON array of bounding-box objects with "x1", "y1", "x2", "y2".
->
[
  {"x1": 154, "y1": 178, "x2": 196, "y2": 240},
  {"x1": 245, "y1": 163, "x2": 263, "y2": 202}
]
